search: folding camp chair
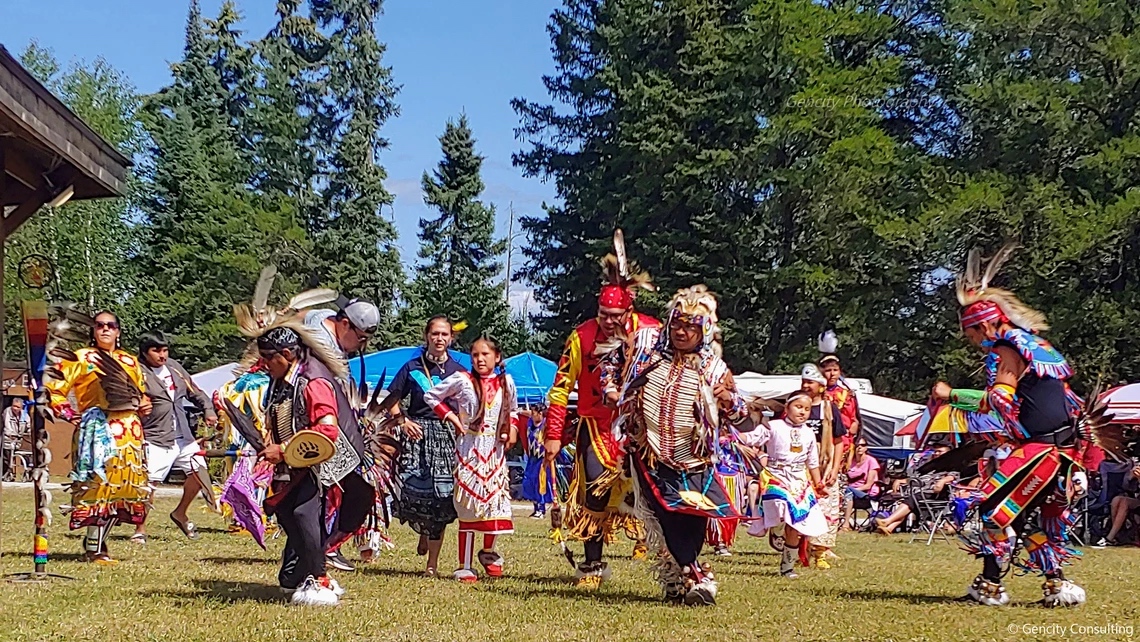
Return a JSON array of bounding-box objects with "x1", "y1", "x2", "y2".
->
[
  {"x1": 908, "y1": 481, "x2": 953, "y2": 545},
  {"x1": 849, "y1": 481, "x2": 890, "y2": 531}
]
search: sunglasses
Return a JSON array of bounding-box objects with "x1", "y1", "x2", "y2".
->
[
  {"x1": 350, "y1": 321, "x2": 376, "y2": 341},
  {"x1": 95, "y1": 321, "x2": 120, "y2": 330}
]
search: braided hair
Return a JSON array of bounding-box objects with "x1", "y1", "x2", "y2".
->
[{"x1": 470, "y1": 335, "x2": 507, "y2": 433}]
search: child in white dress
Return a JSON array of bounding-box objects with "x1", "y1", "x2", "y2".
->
[
  {"x1": 744, "y1": 391, "x2": 829, "y2": 578},
  {"x1": 424, "y1": 337, "x2": 519, "y2": 582}
]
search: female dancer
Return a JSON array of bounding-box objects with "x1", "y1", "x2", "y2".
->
[
  {"x1": 424, "y1": 336, "x2": 519, "y2": 582},
  {"x1": 752, "y1": 391, "x2": 829, "y2": 578},
  {"x1": 520, "y1": 403, "x2": 554, "y2": 518},
  {"x1": 382, "y1": 316, "x2": 467, "y2": 576},
  {"x1": 46, "y1": 311, "x2": 151, "y2": 564}
]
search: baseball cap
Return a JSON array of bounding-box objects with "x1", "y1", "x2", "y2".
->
[
  {"x1": 342, "y1": 299, "x2": 381, "y2": 335},
  {"x1": 800, "y1": 363, "x2": 826, "y2": 385}
]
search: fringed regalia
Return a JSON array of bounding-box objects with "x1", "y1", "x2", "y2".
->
[
  {"x1": 756, "y1": 419, "x2": 828, "y2": 538},
  {"x1": 706, "y1": 435, "x2": 748, "y2": 551},
  {"x1": 424, "y1": 370, "x2": 518, "y2": 581},
  {"x1": 544, "y1": 230, "x2": 657, "y2": 585},
  {"x1": 938, "y1": 246, "x2": 1107, "y2": 607},
  {"x1": 606, "y1": 285, "x2": 750, "y2": 606}
]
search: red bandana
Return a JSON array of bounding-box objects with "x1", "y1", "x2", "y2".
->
[
  {"x1": 599, "y1": 285, "x2": 633, "y2": 310},
  {"x1": 960, "y1": 300, "x2": 1006, "y2": 330}
]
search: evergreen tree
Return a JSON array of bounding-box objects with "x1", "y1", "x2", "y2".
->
[
  {"x1": 407, "y1": 116, "x2": 526, "y2": 353},
  {"x1": 306, "y1": 0, "x2": 404, "y2": 333},
  {"x1": 133, "y1": 0, "x2": 312, "y2": 369},
  {"x1": 922, "y1": 0, "x2": 1140, "y2": 389},
  {"x1": 515, "y1": 0, "x2": 941, "y2": 394}
]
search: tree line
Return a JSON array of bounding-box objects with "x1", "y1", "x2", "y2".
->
[
  {"x1": 4, "y1": 0, "x2": 533, "y2": 371},
  {"x1": 6, "y1": 0, "x2": 1139, "y2": 401},
  {"x1": 514, "y1": 0, "x2": 1140, "y2": 398}
]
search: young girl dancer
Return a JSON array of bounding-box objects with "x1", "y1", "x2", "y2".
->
[
  {"x1": 424, "y1": 337, "x2": 519, "y2": 583},
  {"x1": 750, "y1": 391, "x2": 829, "y2": 578}
]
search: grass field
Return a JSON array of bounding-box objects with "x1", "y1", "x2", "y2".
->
[{"x1": 0, "y1": 487, "x2": 1137, "y2": 642}]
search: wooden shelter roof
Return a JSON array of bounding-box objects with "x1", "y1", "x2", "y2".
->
[{"x1": 0, "y1": 44, "x2": 131, "y2": 234}]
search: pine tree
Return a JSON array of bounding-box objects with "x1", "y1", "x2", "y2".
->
[
  {"x1": 406, "y1": 116, "x2": 526, "y2": 352},
  {"x1": 515, "y1": 0, "x2": 945, "y2": 394},
  {"x1": 133, "y1": 0, "x2": 312, "y2": 369},
  {"x1": 305, "y1": 0, "x2": 404, "y2": 329}
]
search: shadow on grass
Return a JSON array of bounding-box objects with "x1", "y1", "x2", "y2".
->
[
  {"x1": 495, "y1": 571, "x2": 664, "y2": 605},
  {"x1": 199, "y1": 556, "x2": 275, "y2": 566},
  {"x1": 138, "y1": 579, "x2": 285, "y2": 604},
  {"x1": 818, "y1": 587, "x2": 982, "y2": 606},
  {"x1": 723, "y1": 550, "x2": 779, "y2": 558},
  {"x1": 359, "y1": 566, "x2": 437, "y2": 580}
]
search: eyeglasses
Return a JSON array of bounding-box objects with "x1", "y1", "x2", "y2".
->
[
  {"x1": 856, "y1": 443, "x2": 868, "y2": 448},
  {"x1": 95, "y1": 321, "x2": 120, "y2": 330}
]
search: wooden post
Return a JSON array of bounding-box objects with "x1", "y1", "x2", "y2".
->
[{"x1": 0, "y1": 143, "x2": 6, "y2": 560}]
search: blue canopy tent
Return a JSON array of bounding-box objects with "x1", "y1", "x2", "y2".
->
[
  {"x1": 348, "y1": 347, "x2": 471, "y2": 391},
  {"x1": 346, "y1": 348, "x2": 556, "y2": 405},
  {"x1": 504, "y1": 352, "x2": 557, "y2": 406}
]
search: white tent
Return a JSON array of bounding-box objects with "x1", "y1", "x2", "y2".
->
[
  {"x1": 191, "y1": 362, "x2": 240, "y2": 399},
  {"x1": 734, "y1": 372, "x2": 874, "y2": 399},
  {"x1": 734, "y1": 372, "x2": 918, "y2": 449},
  {"x1": 1103, "y1": 384, "x2": 1140, "y2": 424},
  {"x1": 859, "y1": 394, "x2": 922, "y2": 449}
]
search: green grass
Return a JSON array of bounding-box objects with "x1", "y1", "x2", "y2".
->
[{"x1": 0, "y1": 487, "x2": 1137, "y2": 642}]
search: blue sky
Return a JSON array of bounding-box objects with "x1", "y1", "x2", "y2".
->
[{"x1": 0, "y1": 0, "x2": 560, "y2": 311}]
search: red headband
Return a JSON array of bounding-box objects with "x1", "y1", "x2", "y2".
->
[
  {"x1": 960, "y1": 300, "x2": 1006, "y2": 329},
  {"x1": 599, "y1": 285, "x2": 634, "y2": 310}
]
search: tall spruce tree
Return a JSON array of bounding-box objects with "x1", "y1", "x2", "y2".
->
[
  {"x1": 305, "y1": 0, "x2": 404, "y2": 333},
  {"x1": 515, "y1": 0, "x2": 941, "y2": 394},
  {"x1": 406, "y1": 116, "x2": 527, "y2": 353},
  {"x1": 134, "y1": 0, "x2": 311, "y2": 369}
]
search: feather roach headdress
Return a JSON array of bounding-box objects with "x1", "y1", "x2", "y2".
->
[
  {"x1": 233, "y1": 265, "x2": 347, "y2": 379},
  {"x1": 598, "y1": 229, "x2": 655, "y2": 309},
  {"x1": 592, "y1": 230, "x2": 656, "y2": 357},
  {"x1": 956, "y1": 245, "x2": 1048, "y2": 332}
]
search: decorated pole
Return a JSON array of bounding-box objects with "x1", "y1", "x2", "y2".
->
[
  {"x1": 23, "y1": 300, "x2": 50, "y2": 574},
  {"x1": 5, "y1": 255, "x2": 72, "y2": 581}
]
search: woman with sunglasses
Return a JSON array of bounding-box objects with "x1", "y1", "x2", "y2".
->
[{"x1": 46, "y1": 311, "x2": 152, "y2": 565}]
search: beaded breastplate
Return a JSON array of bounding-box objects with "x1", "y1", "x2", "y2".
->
[{"x1": 637, "y1": 356, "x2": 705, "y2": 470}]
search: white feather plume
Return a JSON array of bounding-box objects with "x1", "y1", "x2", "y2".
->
[{"x1": 818, "y1": 330, "x2": 839, "y2": 354}]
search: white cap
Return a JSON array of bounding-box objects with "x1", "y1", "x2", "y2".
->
[
  {"x1": 343, "y1": 299, "x2": 380, "y2": 334},
  {"x1": 801, "y1": 363, "x2": 826, "y2": 385}
]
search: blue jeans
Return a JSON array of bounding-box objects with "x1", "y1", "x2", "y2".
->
[{"x1": 844, "y1": 486, "x2": 871, "y2": 501}]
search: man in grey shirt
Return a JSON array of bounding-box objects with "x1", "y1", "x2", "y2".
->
[
  {"x1": 133, "y1": 331, "x2": 218, "y2": 543},
  {"x1": 304, "y1": 299, "x2": 380, "y2": 572}
]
